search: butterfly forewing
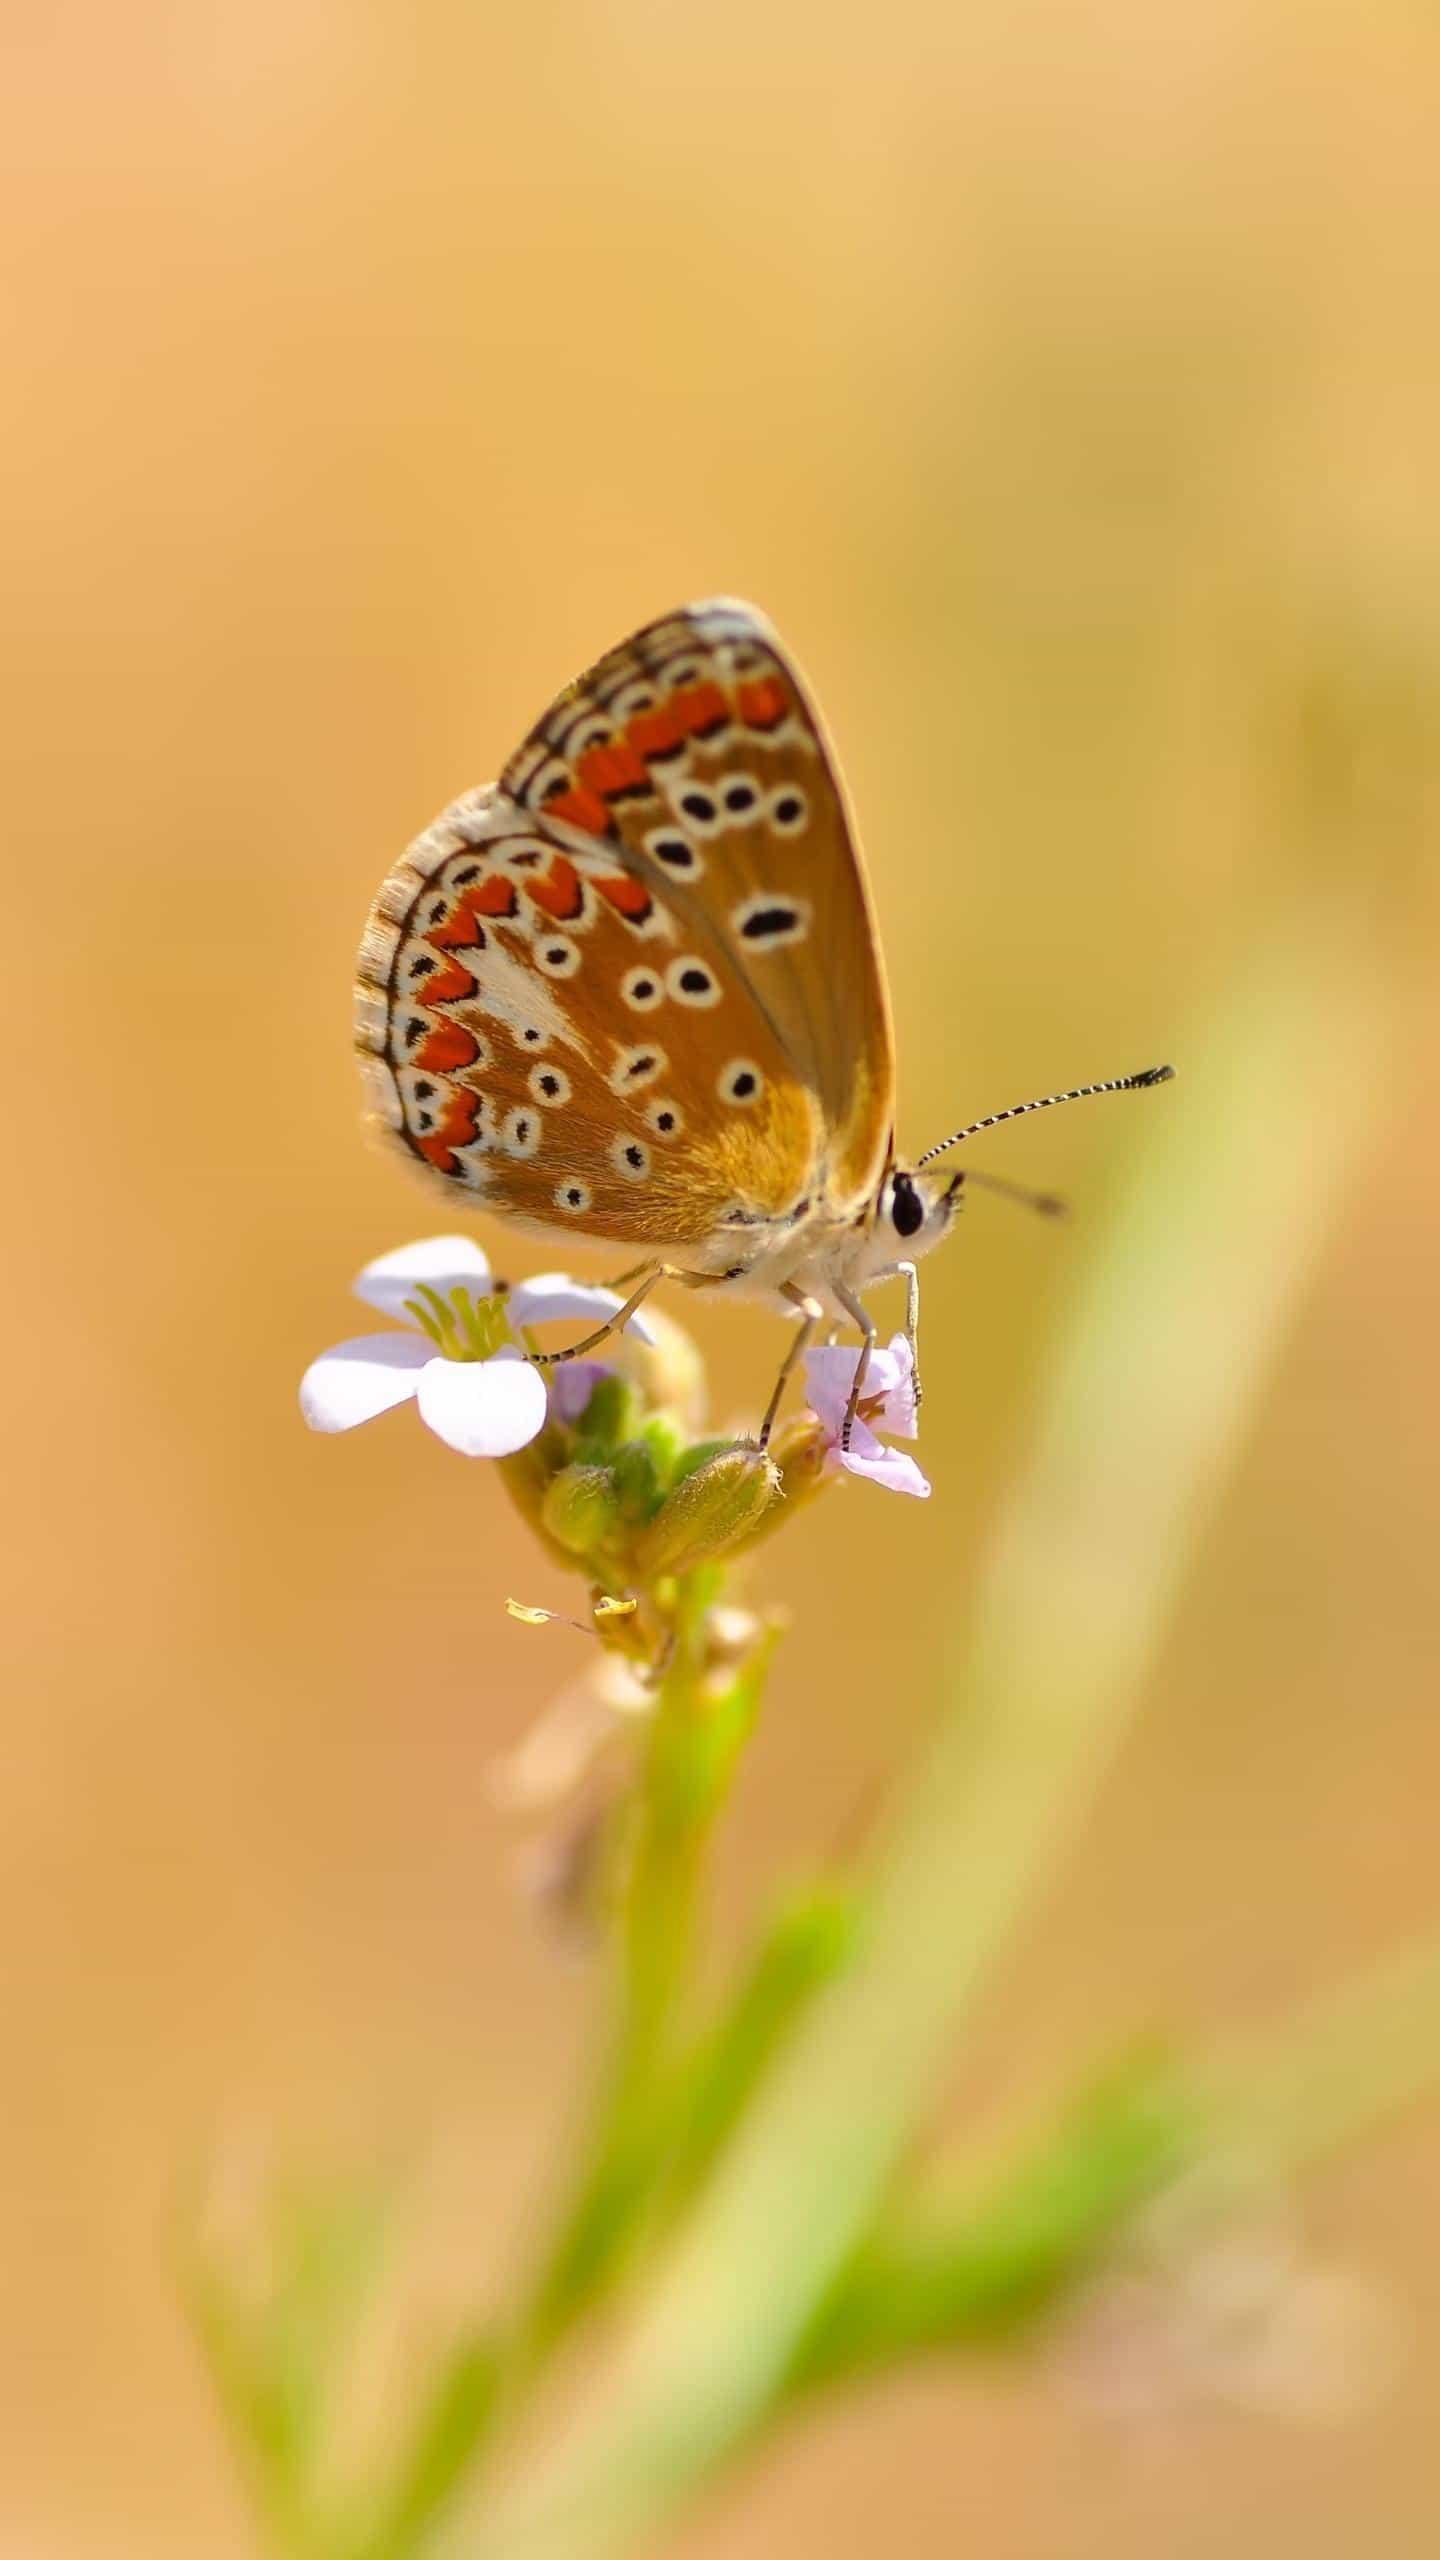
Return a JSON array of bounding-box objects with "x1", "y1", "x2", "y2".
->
[{"x1": 355, "y1": 601, "x2": 895, "y2": 1261}]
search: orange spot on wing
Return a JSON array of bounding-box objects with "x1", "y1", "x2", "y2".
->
[
  {"x1": 442, "y1": 1089, "x2": 480, "y2": 1143},
  {"x1": 738, "y1": 676, "x2": 787, "y2": 731},
  {"x1": 525, "y1": 855, "x2": 585, "y2": 922},
  {"x1": 673, "y1": 679, "x2": 729, "y2": 737},
  {"x1": 415, "y1": 1085, "x2": 480, "y2": 1170},
  {"x1": 428, "y1": 874, "x2": 516, "y2": 943},
  {"x1": 627, "y1": 704, "x2": 686, "y2": 762},
  {"x1": 469, "y1": 874, "x2": 521, "y2": 917},
  {"x1": 413, "y1": 1021, "x2": 481, "y2": 1073},
  {"x1": 577, "y1": 740, "x2": 649, "y2": 799},
  {"x1": 594, "y1": 872, "x2": 653, "y2": 922},
  {"x1": 420, "y1": 952, "x2": 478, "y2": 1004},
  {"x1": 545, "y1": 784, "x2": 611, "y2": 837}
]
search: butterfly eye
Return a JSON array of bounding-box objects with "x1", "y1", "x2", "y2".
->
[
  {"x1": 645, "y1": 1098, "x2": 684, "y2": 1139},
  {"x1": 554, "y1": 1179, "x2": 592, "y2": 1214},
  {"x1": 529, "y1": 1064, "x2": 571, "y2": 1106},
  {"x1": 535, "y1": 937, "x2": 581, "y2": 978},
  {"x1": 890, "y1": 1173, "x2": 925, "y2": 1239},
  {"x1": 621, "y1": 967, "x2": 664, "y2": 1012},
  {"x1": 767, "y1": 787, "x2": 808, "y2": 834},
  {"x1": 667, "y1": 956, "x2": 723, "y2": 1009}
]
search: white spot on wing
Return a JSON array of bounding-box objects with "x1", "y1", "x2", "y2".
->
[
  {"x1": 461, "y1": 945, "x2": 591, "y2": 1058},
  {"x1": 611, "y1": 1133, "x2": 652, "y2": 1181},
  {"x1": 608, "y1": 1044, "x2": 667, "y2": 1094}
]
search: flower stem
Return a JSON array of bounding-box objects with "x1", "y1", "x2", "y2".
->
[{"x1": 522, "y1": 1569, "x2": 774, "y2": 2354}]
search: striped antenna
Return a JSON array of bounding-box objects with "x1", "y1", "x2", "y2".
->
[{"x1": 916, "y1": 1065, "x2": 1174, "y2": 1169}]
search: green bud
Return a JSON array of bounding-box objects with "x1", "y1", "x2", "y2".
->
[
  {"x1": 612, "y1": 1436, "x2": 664, "y2": 1524},
  {"x1": 633, "y1": 1444, "x2": 781, "y2": 1578},
  {"x1": 635, "y1": 1410, "x2": 688, "y2": 1489},
  {"x1": 569, "y1": 1372, "x2": 640, "y2": 1456},
  {"x1": 666, "y1": 1435, "x2": 734, "y2": 1492},
  {"x1": 541, "y1": 1463, "x2": 622, "y2": 1558}
]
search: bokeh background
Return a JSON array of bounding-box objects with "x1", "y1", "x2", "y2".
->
[{"x1": 4, "y1": 3, "x2": 1438, "y2": 2553}]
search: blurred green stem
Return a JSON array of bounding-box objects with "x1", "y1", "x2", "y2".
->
[
  {"x1": 521, "y1": 1571, "x2": 776, "y2": 2355},
  {"x1": 788, "y1": 1931, "x2": 1440, "y2": 2403},
  {"x1": 345, "y1": 1575, "x2": 791, "y2": 2560}
]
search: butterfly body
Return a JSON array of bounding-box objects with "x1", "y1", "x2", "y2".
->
[{"x1": 356, "y1": 599, "x2": 1168, "y2": 1435}]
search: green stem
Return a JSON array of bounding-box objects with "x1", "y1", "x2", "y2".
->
[
  {"x1": 788, "y1": 2048, "x2": 1192, "y2": 2394},
  {"x1": 349, "y1": 1576, "x2": 783, "y2": 2560},
  {"x1": 520, "y1": 1572, "x2": 716, "y2": 2352}
]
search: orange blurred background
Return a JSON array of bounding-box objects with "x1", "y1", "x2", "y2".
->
[{"x1": 4, "y1": 3, "x2": 1438, "y2": 2553}]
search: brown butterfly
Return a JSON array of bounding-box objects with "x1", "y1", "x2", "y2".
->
[{"x1": 355, "y1": 600, "x2": 1171, "y2": 1440}]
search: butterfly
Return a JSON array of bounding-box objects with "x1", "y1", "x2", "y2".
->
[{"x1": 355, "y1": 599, "x2": 1172, "y2": 1442}]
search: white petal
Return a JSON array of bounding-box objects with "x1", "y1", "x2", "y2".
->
[
  {"x1": 353, "y1": 1234, "x2": 493, "y2": 1323},
  {"x1": 509, "y1": 1271, "x2": 657, "y2": 1344},
  {"x1": 829, "y1": 1414, "x2": 931, "y2": 1498},
  {"x1": 802, "y1": 1342, "x2": 869, "y2": 1432},
  {"x1": 840, "y1": 1436, "x2": 932, "y2": 1499},
  {"x1": 300, "y1": 1334, "x2": 430, "y2": 1432},
  {"x1": 415, "y1": 1352, "x2": 549, "y2": 1457}
]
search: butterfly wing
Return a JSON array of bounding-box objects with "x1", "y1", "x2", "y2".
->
[
  {"x1": 504, "y1": 599, "x2": 895, "y2": 1208},
  {"x1": 355, "y1": 601, "x2": 895, "y2": 1260}
]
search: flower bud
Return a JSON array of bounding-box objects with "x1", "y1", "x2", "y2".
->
[
  {"x1": 541, "y1": 1463, "x2": 622, "y2": 1558},
  {"x1": 569, "y1": 1372, "x2": 639, "y2": 1455},
  {"x1": 633, "y1": 1444, "x2": 781, "y2": 1578},
  {"x1": 767, "y1": 1411, "x2": 833, "y2": 1506},
  {"x1": 612, "y1": 1436, "x2": 664, "y2": 1525}
]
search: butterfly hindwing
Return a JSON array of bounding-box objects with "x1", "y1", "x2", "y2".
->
[{"x1": 355, "y1": 601, "x2": 896, "y2": 1260}]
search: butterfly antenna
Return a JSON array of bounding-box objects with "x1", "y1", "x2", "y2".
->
[
  {"x1": 916, "y1": 1064, "x2": 1175, "y2": 1168},
  {"x1": 958, "y1": 1167, "x2": 1069, "y2": 1218}
]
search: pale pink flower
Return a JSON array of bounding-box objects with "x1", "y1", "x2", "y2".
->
[{"x1": 802, "y1": 1333, "x2": 930, "y2": 1499}]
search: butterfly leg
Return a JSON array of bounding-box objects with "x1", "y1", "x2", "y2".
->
[
  {"x1": 898, "y1": 1261, "x2": 921, "y2": 1409},
  {"x1": 758, "y1": 1283, "x2": 826, "y2": 1448},
  {"x1": 600, "y1": 1259, "x2": 659, "y2": 1292},
  {"x1": 831, "y1": 1279, "x2": 878, "y2": 1453},
  {"x1": 529, "y1": 1263, "x2": 743, "y2": 1370},
  {"x1": 528, "y1": 1264, "x2": 666, "y2": 1367}
]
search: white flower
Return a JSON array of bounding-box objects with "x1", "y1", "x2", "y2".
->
[{"x1": 299, "y1": 1236, "x2": 654, "y2": 1460}]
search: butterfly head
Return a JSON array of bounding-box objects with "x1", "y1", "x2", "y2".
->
[{"x1": 865, "y1": 1164, "x2": 965, "y2": 1271}]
